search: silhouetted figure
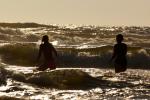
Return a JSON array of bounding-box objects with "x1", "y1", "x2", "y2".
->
[
  {"x1": 110, "y1": 34, "x2": 127, "y2": 73},
  {"x1": 36, "y1": 35, "x2": 57, "y2": 71}
]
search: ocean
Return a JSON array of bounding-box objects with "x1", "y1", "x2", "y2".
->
[{"x1": 0, "y1": 23, "x2": 149, "y2": 99}]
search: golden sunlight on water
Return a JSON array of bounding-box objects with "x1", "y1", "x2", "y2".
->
[{"x1": 0, "y1": 65, "x2": 149, "y2": 99}]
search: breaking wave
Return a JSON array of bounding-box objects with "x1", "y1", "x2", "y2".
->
[{"x1": 0, "y1": 43, "x2": 149, "y2": 68}]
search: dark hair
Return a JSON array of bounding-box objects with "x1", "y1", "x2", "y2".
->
[
  {"x1": 42, "y1": 35, "x2": 49, "y2": 42},
  {"x1": 116, "y1": 34, "x2": 123, "y2": 43}
]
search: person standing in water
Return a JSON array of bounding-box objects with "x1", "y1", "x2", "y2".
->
[
  {"x1": 110, "y1": 34, "x2": 127, "y2": 73},
  {"x1": 36, "y1": 35, "x2": 57, "y2": 71}
]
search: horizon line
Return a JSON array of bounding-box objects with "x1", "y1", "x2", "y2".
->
[{"x1": 0, "y1": 21, "x2": 150, "y2": 27}]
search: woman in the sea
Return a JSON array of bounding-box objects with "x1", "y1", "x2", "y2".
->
[
  {"x1": 36, "y1": 35, "x2": 57, "y2": 71},
  {"x1": 110, "y1": 34, "x2": 127, "y2": 73}
]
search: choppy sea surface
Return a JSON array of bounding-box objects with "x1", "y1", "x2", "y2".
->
[
  {"x1": 0, "y1": 65, "x2": 149, "y2": 100},
  {"x1": 0, "y1": 24, "x2": 150, "y2": 99}
]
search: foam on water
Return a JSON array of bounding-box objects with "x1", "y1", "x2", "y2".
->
[
  {"x1": 0, "y1": 65, "x2": 150, "y2": 99},
  {"x1": 0, "y1": 25, "x2": 150, "y2": 99}
]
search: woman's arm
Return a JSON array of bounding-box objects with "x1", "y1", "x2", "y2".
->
[
  {"x1": 110, "y1": 45, "x2": 116, "y2": 62},
  {"x1": 51, "y1": 44, "x2": 57, "y2": 57}
]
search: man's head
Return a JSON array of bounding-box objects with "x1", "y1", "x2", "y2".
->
[
  {"x1": 42, "y1": 35, "x2": 49, "y2": 42},
  {"x1": 116, "y1": 34, "x2": 123, "y2": 43}
]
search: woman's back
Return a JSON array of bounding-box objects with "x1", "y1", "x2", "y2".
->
[
  {"x1": 114, "y1": 43, "x2": 127, "y2": 57},
  {"x1": 40, "y1": 43, "x2": 54, "y2": 60}
]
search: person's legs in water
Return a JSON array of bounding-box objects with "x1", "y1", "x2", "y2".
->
[
  {"x1": 37, "y1": 63, "x2": 49, "y2": 71},
  {"x1": 47, "y1": 60, "x2": 56, "y2": 70},
  {"x1": 114, "y1": 63, "x2": 127, "y2": 73},
  {"x1": 37, "y1": 60, "x2": 56, "y2": 71}
]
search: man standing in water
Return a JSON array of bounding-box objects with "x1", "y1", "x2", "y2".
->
[
  {"x1": 110, "y1": 34, "x2": 127, "y2": 73},
  {"x1": 36, "y1": 35, "x2": 57, "y2": 71}
]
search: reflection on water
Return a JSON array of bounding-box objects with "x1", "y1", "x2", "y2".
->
[
  {"x1": 0, "y1": 24, "x2": 150, "y2": 100},
  {"x1": 0, "y1": 65, "x2": 150, "y2": 99}
]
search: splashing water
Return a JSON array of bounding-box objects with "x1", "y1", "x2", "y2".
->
[{"x1": 0, "y1": 65, "x2": 150, "y2": 100}]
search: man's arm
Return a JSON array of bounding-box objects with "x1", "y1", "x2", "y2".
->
[
  {"x1": 124, "y1": 44, "x2": 127, "y2": 55},
  {"x1": 37, "y1": 45, "x2": 42, "y2": 62}
]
